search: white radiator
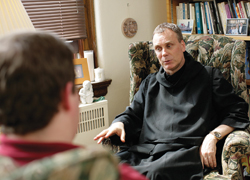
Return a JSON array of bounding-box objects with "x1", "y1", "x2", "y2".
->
[{"x1": 73, "y1": 100, "x2": 109, "y2": 146}]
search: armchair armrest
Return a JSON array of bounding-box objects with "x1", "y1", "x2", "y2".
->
[
  {"x1": 222, "y1": 130, "x2": 250, "y2": 180},
  {"x1": 102, "y1": 138, "x2": 121, "y2": 154}
]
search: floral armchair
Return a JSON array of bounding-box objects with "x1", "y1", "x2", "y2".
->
[{"x1": 126, "y1": 34, "x2": 250, "y2": 180}]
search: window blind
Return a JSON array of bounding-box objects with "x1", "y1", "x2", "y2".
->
[{"x1": 21, "y1": 0, "x2": 87, "y2": 40}]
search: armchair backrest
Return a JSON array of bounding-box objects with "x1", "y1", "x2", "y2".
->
[{"x1": 128, "y1": 34, "x2": 248, "y2": 104}]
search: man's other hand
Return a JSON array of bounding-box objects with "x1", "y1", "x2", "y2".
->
[
  {"x1": 199, "y1": 133, "x2": 217, "y2": 169},
  {"x1": 94, "y1": 122, "x2": 125, "y2": 144}
]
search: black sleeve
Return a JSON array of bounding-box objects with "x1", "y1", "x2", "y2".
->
[
  {"x1": 212, "y1": 68, "x2": 249, "y2": 129},
  {"x1": 110, "y1": 75, "x2": 150, "y2": 144}
]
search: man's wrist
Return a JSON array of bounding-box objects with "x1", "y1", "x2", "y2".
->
[{"x1": 209, "y1": 131, "x2": 222, "y2": 141}]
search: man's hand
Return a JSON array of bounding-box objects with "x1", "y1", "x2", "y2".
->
[
  {"x1": 199, "y1": 133, "x2": 218, "y2": 169},
  {"x1": 94, "y1": 122, "x2": 125, "y2": 144}
]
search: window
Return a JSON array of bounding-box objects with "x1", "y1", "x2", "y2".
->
[
  {"x1": 22, "y1": 0, "x2": 98, "y2": 67},
  {"x1": 21, "y1": 0, "x2": 87, "y2": 40}
]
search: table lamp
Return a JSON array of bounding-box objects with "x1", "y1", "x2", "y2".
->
[{"x1": 0, "y1": 0, "x2": 35, "y2": 36}]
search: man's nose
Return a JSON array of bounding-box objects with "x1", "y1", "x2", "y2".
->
[{"x1": 162, "y1": 48, "x2": 169, "y2": 56}]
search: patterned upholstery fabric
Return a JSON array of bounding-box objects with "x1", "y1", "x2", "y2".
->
[
  {"x1": 126, "y1": 35, "x2": 249, "y2": 180},
  {"x1": 0, "y1": 148, "x2": 119, "y2": 180}
]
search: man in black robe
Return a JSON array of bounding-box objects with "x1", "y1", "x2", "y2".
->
[{"x1": 94, "y1": 23, "x2": 249, "y2": 180}]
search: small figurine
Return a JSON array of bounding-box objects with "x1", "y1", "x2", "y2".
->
[{"x1": 79, "y1": 80, "x2": 93, "y2": 104}]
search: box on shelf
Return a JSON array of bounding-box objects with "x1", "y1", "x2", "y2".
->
[{"x1": 73, "y1": 100, "x2": 109, "y2": 146}]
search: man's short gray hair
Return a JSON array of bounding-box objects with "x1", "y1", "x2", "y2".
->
[{"x1": 153, "y1": 22, "x2": 183, "y2": 42}]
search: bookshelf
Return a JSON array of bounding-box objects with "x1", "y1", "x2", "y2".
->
[{"x1": 166, "y1": 0, "x2": 250, "y2": 41}]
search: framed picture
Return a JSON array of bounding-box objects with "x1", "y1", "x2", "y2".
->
[
  {"x1": 226, "y1": 18, "x2": 248, "y2": 36},
  {"x1": 177, "y1": 19, "x2": 194, "y2": 34},
  {"x1": 73, "y1": 58, "x2": 90, "y2": 85}
]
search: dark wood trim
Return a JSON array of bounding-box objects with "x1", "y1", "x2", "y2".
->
[
  {"x1": 83, "y1": 0, "x2": 98, "y2": 68},
  {"x1": 78, "y1": 39, "x2": 84, "y2": 58}
]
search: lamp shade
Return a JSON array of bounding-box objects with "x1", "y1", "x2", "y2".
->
[{"x1": 0, "y1": 0, "x2": 35, "y2": 36}]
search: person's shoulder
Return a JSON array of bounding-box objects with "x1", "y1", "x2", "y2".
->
[
  {"x1": 0, "y1": 155, "x2": 18, "y2": 178},
  {"x1": 1, "y1": 147, "x2": 120, "y2": 180},
  {"x1": 44, "y1": 147, "x2": 120, "y2": 179}
]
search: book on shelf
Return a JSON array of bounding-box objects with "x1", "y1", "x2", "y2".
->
[
  {"x1": 190, "y1": 3, "x2": 197, "y2": 34},
  {"x1": 205, "y1": 1, "x2": 213, "y2": 34},
  {"x1": 225, "y1": 3, "x2": 232, "y2": 18},
  {"x1": 183, "y1": 3, "x2": 186, "y2": 19},
  {"x1": 200, "y1": 2, "x2": 208, "y2": 34},
  {"x1": 233, "y1": 2, "x2": 240, "y2": 18},
  {"x1": 232, "y1": 0, "x2": 240, "y2": 18},
  {"x1": 176, "y1": 6, "x2": 181, "y2": 20},
  {"x1": 213, "y1": 0, "x2": 224, "y2": 34},
  {"x1": 247, "y1": 2, "x2": 250, "y2": 18},
  {"x1": 239, "y1": 1, "x2": 247, "y2": 18},
  {"x1": 195, "y1": 2, "x2": 203, "y2": 34},
  {"x1": 187, "y1": 2, "x2": 190, "y2": 19},
  {"x1": 204, "y1": 2, "x2": 210, "y2": 31},
  {"x1": 209, "y1": 1, "x2": 219, "y2": 34},
  {"x1": 227, "y1": 0, "x2": 236, "y2": 18},
  {"x1": 185, "y1": 3, "x2": 188, "y2": 19},
  {"x1": 237, "y1": 3, "x2": 242, "y2": 17},
  {"x1": 218, "y1": 2, "x2": 227, "y2": 34},
  {"x1": 244, "y1": 2, "x2": 250, "y2": 18},
  {"x1": 179, "y1": 3, "x2": 183, "y2": 20}
]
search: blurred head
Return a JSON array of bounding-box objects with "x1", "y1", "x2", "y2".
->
[
  {"x1": 0, "y1": 31, "x2": 76, "y2": 135},
  {"x1": 153, "y1": 22, "x2": 186, "y2": 75}
]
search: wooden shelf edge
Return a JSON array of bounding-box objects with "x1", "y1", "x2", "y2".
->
[
  {"x1": 183, "y1": 34, "x2": 250, "y2": 41},
  {"x1": 76, "y1": 79, "x2": 112, "y2": 97}
]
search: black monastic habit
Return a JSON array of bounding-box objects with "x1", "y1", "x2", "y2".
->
[{"x1": 111, "y1": 52, "x2": 249, "y2": 180}]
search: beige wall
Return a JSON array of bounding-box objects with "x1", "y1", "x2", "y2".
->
[{"x1": 94, "y1": 0, "x2": 167, "y2": 124}]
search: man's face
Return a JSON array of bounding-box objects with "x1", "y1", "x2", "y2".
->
[{"x1": 153, "y1": 29, "x2": 186, "y2": 75}]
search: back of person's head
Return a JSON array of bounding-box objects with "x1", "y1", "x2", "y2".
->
[
  {"x1": 0, "y1": 31, "x2": 75, "y2": 135},
  {"x1": 153, "y1": 22, "x2": 183, "y2": 42}
]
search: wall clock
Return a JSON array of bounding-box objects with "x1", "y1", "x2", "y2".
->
[{"x1": 122, "y1": 18, "x2": 138, "y2": 38}]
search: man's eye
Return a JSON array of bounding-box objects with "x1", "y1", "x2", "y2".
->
[
  {"x1": 167, "y1": 45, "x2": 171, "y2": 48},
  {"x1": 156, "y1": 47, "x2": 162, "y2": 51}
]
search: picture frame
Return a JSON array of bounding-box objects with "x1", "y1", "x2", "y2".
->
[
  {"x1": 177, "y1": 19, "x2": 194, "y2": 34},
  {"x1": 226, "y1": 18, "x2": 248, "y2": 36},
  {"x1": 73, "y1": 58, "x2": 90, "y2": 85}
]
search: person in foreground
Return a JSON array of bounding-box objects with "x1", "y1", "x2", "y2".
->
[
  {"x1": 0, "y1": 31, "x2": 148, "y2": 180},
  {"x1": 94, "y1": 22, "x2": 250, "y2": 180}
]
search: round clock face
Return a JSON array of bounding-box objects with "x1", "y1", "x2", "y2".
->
[{"x1": 122, "y1": 18, "x2": 138, "y2": 38}]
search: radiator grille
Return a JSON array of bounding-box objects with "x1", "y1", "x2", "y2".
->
[
  {"x1": 73, "y1": 100, "x2": 109, "y2": 146},
  {"x1": 77, "y1": 107, "x2": 106, "y2": 133}
]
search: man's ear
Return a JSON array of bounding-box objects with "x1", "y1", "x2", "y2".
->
[
  {"x1": 61, "y1": 82, "x2": 74, "y2": 110},
  {"x1": 181, "y1": 40, "x2": 186, "y2": 52}
]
